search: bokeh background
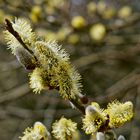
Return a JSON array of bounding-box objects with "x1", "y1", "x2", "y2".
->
[{"x1": 0, "y1": 0, "x2": 140, "y2": 139}]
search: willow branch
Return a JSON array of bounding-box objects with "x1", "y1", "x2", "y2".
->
[{"x1": 4, "y1": 19, "x2": 87, "y2": 115}]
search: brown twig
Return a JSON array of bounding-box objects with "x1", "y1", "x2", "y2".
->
[
  {"x1": 94, "y1": 70, "x2": 140, "y2": 104},
  {"x1": 74, "y1": 46, "x2": 140, "y2": 69},
  {"x1": 0, "y1": 84, "x2": 29, "y2": 104},
  {"x1": 69, "y1": 98, "x2": 85, "y2": 114}
]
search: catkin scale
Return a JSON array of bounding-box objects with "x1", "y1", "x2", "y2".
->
[
  {"x1": 78, "y1": 93, "x2": 88, "y2": 104},
  {"x1": 15, "y1": 47, "x2": 37, "y2": 70}
]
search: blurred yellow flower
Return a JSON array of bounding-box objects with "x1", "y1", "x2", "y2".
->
[
  {"x1": 87, "y1": 2, "x2": 97, "y2": 14},
  {"x1": 118, "y1": 6, "x2": 132, "y2": 19},
  {"x1": 90, "y1": 23, "x2": 106, "y2": 42},
  {"x1": 57, "y1": 27, "x2": 71, "y2": 41},
  {"x1": 67, "y1": 34, "x2": 79, "y2": 44},
  {"x1": 45, "y1": 30, "x2": 57, "y2": 41},
  {"x1": 97, "y1": 1, "x2": 106, "y2": 14},
  {"x1": 103, "y1": 7, "x2": 116, "y2": 19},
  {"x1": 71, "y1": 16, "x2": 86, "y2": 29},
  {"x1": 29, "y1": 68, "x2": 47, "y2": 93},
  {"x1": 29, "y1": 5, "x2": 41, "y2": 23}
]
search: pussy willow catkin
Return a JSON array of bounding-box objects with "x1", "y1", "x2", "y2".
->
[
  {"x1": 4, "y1": 18, "x2": 82, "y2": 99},
  {"x1": 82, "y1": 101, "x2": 133, "y2": 134}
]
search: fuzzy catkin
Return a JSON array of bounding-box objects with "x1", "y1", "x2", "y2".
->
[
  {"x1": 4, "y1": 18, "x2": 82, "y2": 99},
  {"x1": 20, "y1": 122, "x2": 50, "y2": 140},
  {"x1": 105, "y1": 101, "x2": 133, "y2": 128},
  {"x1": 82, "y1": 101, "x2": 133, "y2": 134},
  {"x1": 52, "y1": 117, "x2": 77, "y2": 140},
  {"x1": 32, "y1": 41, "x2": 82, "y2": 99},
  {"x1": 4, "y1": 18, "x2": 36, "y2": 55}
]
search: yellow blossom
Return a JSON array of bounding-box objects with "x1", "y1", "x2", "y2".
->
[
  {"x1": 90, "y1": 23, "x2": 106, "y2": 42},
  {"x1": 71, "y1": 16, "x2": 86, "y2": 29},
  {"x1": 29, "y1": 5, "x2": 41, "y2": 23},
  {"x1": 102, "y1": 7, "x2": 116, "y2": 19},
  {"x1": 67, "y1": 34, "x2": 79, "y2": 44},
  {"x1": 118, "y1": 6, "x2": 132, "y2": 19},
  {"x1": 87, "y1": 2, "x2": 97, "y2": 14},
  {"x1": 97, "y1": 1, "x2": 106, "y2": 14}
]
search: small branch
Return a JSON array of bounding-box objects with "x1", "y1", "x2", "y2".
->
[
  {"x1": 74, "y1": 46, "x2": 140, "y2": 69},
  {"x1": 69, "y1": 98, "x2": 85, "y2": 114},
  {"x1": 44, "y1": 84, "x2": 86, "y2": 114},
  {"x1": 0, "y1": 84, "x2": 29, "y2": 104},
  {"x1": 95, "y1": 70, "x2": 140, "y2": 104}
]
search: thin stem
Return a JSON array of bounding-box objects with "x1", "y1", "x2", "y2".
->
[{"x1": 69, "y1": 98, "x2": 85, "y2": 115}]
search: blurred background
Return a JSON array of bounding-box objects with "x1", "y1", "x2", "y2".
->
[{"x1": 0, "y1": 0, "x2": 140, "y2": 139}]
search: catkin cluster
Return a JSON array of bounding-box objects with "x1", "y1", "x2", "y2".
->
[
  {"x1": 82, "y1": 100, "x2": 133, "y2": 135},
  {"x1": 4, "y1": 18, "x2": 82, "y2": 99}
]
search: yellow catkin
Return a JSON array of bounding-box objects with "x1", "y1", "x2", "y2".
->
[
  {"x1": 33, "y1": 41, "x2": 82, "y2": 99},
  {"x1": 52, "y1": 117, "x2": 77, "y2": 140},
  {"x1": 105, "y1": 101, "x2": 133, "y2": 128},
  {"x1": 71, "y1": 16, "x2": 86, "y2": 29},
  {"x1": 20, "y1": 122, "x2": 49, "y2": 140},
  {"x1": 4, "y1": 18, "x2": 36, "y2": 55},
  {"x1": 83, "y1": 101, "x2": 133, "y2": 134},
  {"x1": 82, "y1": 103, "x2": 107, "y2": 134},
  {"x1": 90, "y1": 23, "x2": 106, "y2": 42},
  {"x1": 29, "y1": 68, "x2": 48, "y2": 93},
  {"x1": 4, "y1": 18, "x2": 82, "y2": 99}
]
